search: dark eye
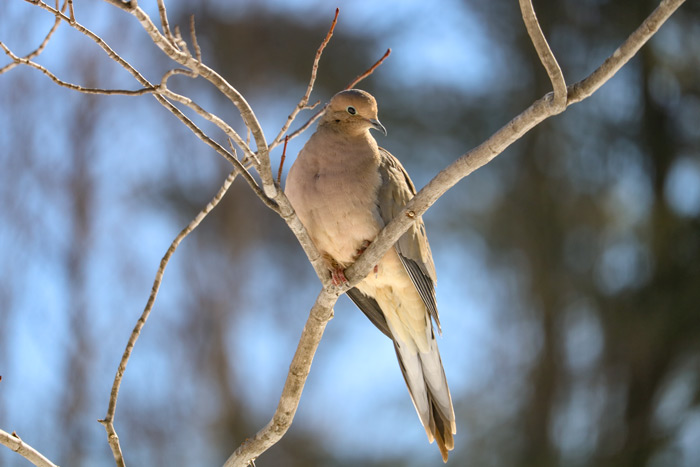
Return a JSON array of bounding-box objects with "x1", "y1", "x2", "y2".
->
[{"x1": 346, "y1": 106, "x2": 356, "y2": 115}]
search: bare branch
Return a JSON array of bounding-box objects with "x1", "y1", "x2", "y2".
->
[
  {"x1": 0, "y1": 0, "x2": 67, "y2": 75},
  {"x1": 26, "y1": 0, "x2": 154, "y2": 89},
  {"x1": 0, "y1": 42, "x2": 155, "y2": 95},
  {"x1": 277, "y1": 135, "x2": 289, "y2": 185},
  {"x1": 67, "y1": 0, "x2": 75, "y2": 24},
  {"x1": 156, "y1": 0, "x2": 175, "y2": 46},
  {"x1": 283, "y1": 47, "x2": 393, "y2": 146},
  {"x1": 108, "y1": 2, "x2": 277, "y2": 196},
  {"x1": 344, "y1": 0, "x2": 687, "y2": 289},
  {"x1": 189, "y1": 14, "x2": 202, "y2": 64},
  {"x1": 98, "y1": 169, "x2": 239, "y2": 466},
  {"x1": 269, "y1": 8, "x2": 339, "y2": 150},
  {"x1": 345, "y1": 47, "x2": 391, "y2": 90},
  {"x1": 518, "y1": 0, "x2": 566, "y2": 111},
  {"x1": 0, "y1": 429, "x2": 58, "y2": 467},
  {"x1": 223, "y1": 288, "x2": 339, "y2": 467},
  {"x1": 567, "y1": 0, "x2": 685, "y2": 104},
  {"x1": 159, "y1": 69, "x2": 255, "y2": 160}
]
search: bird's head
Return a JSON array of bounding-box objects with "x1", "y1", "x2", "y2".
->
[{"x1": 321, "y1": 89, "x2": 387, "y2": 137}]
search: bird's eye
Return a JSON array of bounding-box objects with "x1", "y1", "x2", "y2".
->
[{"x1": 346, "y1": 106, "x2": 356, "y2": 115}]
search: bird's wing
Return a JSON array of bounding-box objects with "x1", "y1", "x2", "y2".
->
[
  {"x1": 376, "y1": 147, "x2": 441, "y2": 332},
  {"x1": 346, "y1": 288, "x2": 392, "y2": 338}
]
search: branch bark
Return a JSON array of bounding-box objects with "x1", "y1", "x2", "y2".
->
[
  {"x1": 0, "y1": 429, "x2": 58, "y2": 467},
  {"x1": 344, "y1": 0, "x2": 687, "y2": 287},
  {"x1": 98, "y1": 170, "x2": 238, "y2": 466}
]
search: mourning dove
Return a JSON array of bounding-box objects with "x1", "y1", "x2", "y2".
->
[{"x1": 285, "y1": 89, "x2": 456, "y2": 462}]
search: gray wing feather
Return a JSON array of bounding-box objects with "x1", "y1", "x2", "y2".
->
[
  {"x1": 347, "y1": 287, "x2": 392, "y2": 338},
  {"x1": 376, "y1": 147, "x2": 441, "y2": 332}
]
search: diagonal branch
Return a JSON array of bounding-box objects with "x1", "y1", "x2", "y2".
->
[
  {"x1": 106, "y1": 0, "x2": 277, "y2": 196},
  {"x1": 283, "y1": 47, "x2": 393, "y2": 146},
  {"x1": 0, "y1": 42, "x2": 155, "y2": 95},
  {"x1": 0, "y1": 429, "x2": 58, "y2": 467},
  {"x1": 0, "y1": 0, "x2": 67, "y2": 75},
  {"x1": 344, "y1": 0, "x2": 687, "y2": 289},
  {"x1": 223, "y1": 288, "x2": 340, "y2": 467},
  {"x1": 159, "y1": 69, "x2": 255, "y2": 161},
  {"x1": 518, "y1": 0, "x2": 567, "y2": 111},
  {"x1": 345, "y1": 47, "x2": 391, "y2": 90},
  {"x1": 269, "y1": 8, "x2": 339, "y2": 150},
  {"x1": 567, "y1": 0, "x2": 685, "y2": 104},
  {"x1": 98, "y1": 169, "x2": 239, "y2": 467}
]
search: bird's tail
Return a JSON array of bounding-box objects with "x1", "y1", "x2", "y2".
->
[{"x1": 393, "y1": 334, "x2": 456, "y2": 462}]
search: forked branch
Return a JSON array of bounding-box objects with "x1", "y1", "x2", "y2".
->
[
  {"x1": 518, "y1": 0, "x2": 567, "y2": 111},
  {"x1": 345, "y1": 0, "x2": 687, "y2": 286}
]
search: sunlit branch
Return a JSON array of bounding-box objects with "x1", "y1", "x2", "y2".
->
[
  {"x1": 0, "y1": 0, "x2": 66, "y2": 75},
  {"x1": 0, "y1": 42, "x2": 155, "y2": 95},
  {"x1": 269, "y1": 8, "x2": 339, "y2": 151},
  {"x1": 283, "y1": 47, "x2": 393, "y2": 146},
  {"x1": 345, "y1": 0, "x2": 687, "y2": 290},
  {"x1": 518, "y1": 0, "x2": 566, "y2": 111},
  {"x1": 0, "y1": 429, "x2": 58, "y2": 467}
]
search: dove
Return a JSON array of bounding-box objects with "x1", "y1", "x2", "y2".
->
[{"x1": 285, "y1": 89, "x2": 456, "y2": 462}]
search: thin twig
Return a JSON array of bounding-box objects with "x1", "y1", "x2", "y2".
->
[
  {"x1": 284, "y1": 47, "x2": 393, "y2": 146},
  {"x1": 269, "y1": 8, "x2": 339, "y2": 150},
  {"x1": 0, "y1": 429, "x2": 58, "y2": 467},
  {"x1": 189, "y1": 15, "x2": 202, "y2": 63},
  {"x1": 277, "y1": 135, "x2": 289, "y2": 185},
  {"x1": 98, "y1": 170, "x2": 239, "y2": 465},
  {"x1": 0, "y1": 0, "x2": 67, "y2": 75},
  {"x1": 519, "y1": 0, "x2": 566, "y2": 111},
  {"x1": 67, "y1": 0, "x2": 75, "y2": 24},
  {"x1": 1, "y1": 42, "x2": 155, "y2": 95},
  {"x1": 159, "y1": 86, "x2": 254, "y2": 161},
  {"x1": 345, "y1": 48, "x2": 391, "y2": 90},
  {"x1": 157, "y1": 0, "x2": 175, "y2": 46},
  {"x1": 173, "y1": 25, "x2": 190, "y2": 56},
  {"x1": 567, "y1": 0, "x2": 685, "y2": 104}
]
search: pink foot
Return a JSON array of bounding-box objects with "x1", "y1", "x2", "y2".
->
[{"x1": 331, "y1": 268, "x2": 348, "y2": 286}]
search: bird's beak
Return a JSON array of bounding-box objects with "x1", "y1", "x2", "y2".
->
[{"x1": 369, "y1": 118, "x2": 387, "y2": 136}]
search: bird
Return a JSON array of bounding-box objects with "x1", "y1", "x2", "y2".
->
[{"x1": 284, "y1": 89, "x2": 456, "y2": 462}]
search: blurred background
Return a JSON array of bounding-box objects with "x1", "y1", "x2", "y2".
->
[{"x1": 1, "y1": 0, "x2": 699, "y2": 465}]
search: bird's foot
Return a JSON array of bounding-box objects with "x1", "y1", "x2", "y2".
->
[{"x1": 331, "y1": 268, "x2": 348, "y2": 286}]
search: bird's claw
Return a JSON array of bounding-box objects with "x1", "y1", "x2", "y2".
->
[{"x1": 331, "y1": 268, "x2": 348, "y2": 286}]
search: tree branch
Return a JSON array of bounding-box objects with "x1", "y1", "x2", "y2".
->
[
  {"x1": 0, "y1": 429, "x2": 58, "y2": 467},
  {"x1": 0, "y1": 42, "x2": 155, "y2": 94},
  {"x1": 98, "y1": 169, "x2": 238, "y2": 466},
  {"x1": 345, "y1": 47, "x2": 392, "y2": 90},
  {"x1": 567, "y1": 0, "x2": 685, "y2": 104},
  {"x1": 0, "y1": 0, "x2": 67, "y2": 75},
  {"x1": 269, "y1": 8, "x2": 339, "y2": 151},
  {"x1": 344, "y1": 0, "x2": 687, "y2": 288},
  {"x1": 223, "y1": 288, "x2": 340, "y2": 467},
  {"x1": 518, "y1": 0, "x2": 566, "y2": 111},
  {"x1": 283, "y1": 47, "x2": 393, "y2": 146}
]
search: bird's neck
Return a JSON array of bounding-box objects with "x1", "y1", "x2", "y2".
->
[{"x1": 316, "y1": 123, "x2": 376, "y2": 146}]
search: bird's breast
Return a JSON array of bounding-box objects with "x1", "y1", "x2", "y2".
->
[{"x1": 287, "y1": 153, "x2": 383, "y2": 266}]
